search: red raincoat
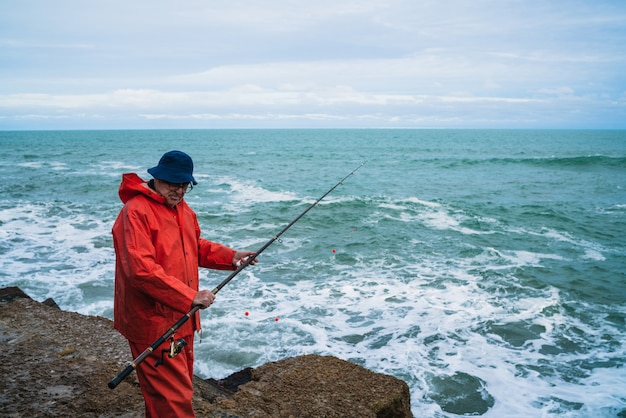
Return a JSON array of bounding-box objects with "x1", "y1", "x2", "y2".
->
[{"x1": 112, "y1": 173, "x2": 236, "y2": 344}]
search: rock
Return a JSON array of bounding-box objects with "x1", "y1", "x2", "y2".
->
[
  {"x1": 42, "y1": 297, "x2": 61, "y2": 310},
  {"x1": 0, "y1": 293, "x2": 144, "y2": 417},
  {"x1": 206, "y1": 355, "x2": 412, "y2": 417},
  {"x1": 0, "y1": 287, "x2": 412, "y2": 417},
  {"x1": 0, "y1": 286, "x2": 31, "y2": 302}
]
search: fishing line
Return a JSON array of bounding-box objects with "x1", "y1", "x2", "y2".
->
[{"x1": 108, "y1": 161, "x2": 367, "y2": 389}]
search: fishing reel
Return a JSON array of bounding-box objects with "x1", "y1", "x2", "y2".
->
[{"x1": 154, "y1": 336, "x2": 187, "y2": 367}]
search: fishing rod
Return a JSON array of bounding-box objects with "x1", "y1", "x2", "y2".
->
[{"x1": 108, "y1": 161, "x2": 366, "y2": 389}]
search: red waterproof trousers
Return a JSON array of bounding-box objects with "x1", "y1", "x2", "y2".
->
[{"x1": 130, "y1": 335, "x2": 195, "y2": 418}]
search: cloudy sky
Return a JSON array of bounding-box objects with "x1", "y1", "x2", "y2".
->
[{"x1": 1, "y1": 0, "x2": 625, "y2": 129}]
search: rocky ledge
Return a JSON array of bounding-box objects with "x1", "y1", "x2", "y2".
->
[{"x1": 0, "y1": 287, "x2": 412, "y2": 417}]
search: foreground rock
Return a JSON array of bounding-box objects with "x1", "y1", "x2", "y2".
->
[{"x1": 0, "y1": 287, "x2": 412, "y2": 417}]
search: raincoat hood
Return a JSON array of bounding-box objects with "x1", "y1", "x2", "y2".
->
[{"x1": 118, "y1": 172, "x2": 167, "y2": 205}]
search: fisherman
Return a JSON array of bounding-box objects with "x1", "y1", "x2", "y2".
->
[{"x1": 112, "y1": 150, "x2": 256, "y2": 417}]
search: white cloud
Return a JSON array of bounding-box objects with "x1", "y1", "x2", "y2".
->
[{"x1": 0, "y1": 0, "x2": 625, "y2": 128}]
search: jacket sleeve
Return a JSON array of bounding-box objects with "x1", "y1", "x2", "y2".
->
[
  {"x1": 197, "y1": 238, "x2": 237, "y2": 270},
  {"x1": 116, "y1": 203, "x2": 197, "y2": 313},
  {"x1": 191, "y1": 208, "x2": 237, "y2": 270}
]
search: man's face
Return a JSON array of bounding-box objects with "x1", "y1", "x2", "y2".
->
[{"x1": 154, "y1": 179, "x2": 190, "y2": 207}]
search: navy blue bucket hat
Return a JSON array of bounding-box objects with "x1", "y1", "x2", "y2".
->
[{"x1": 148, "y1": 150, "x2": 198, "y2": 185}]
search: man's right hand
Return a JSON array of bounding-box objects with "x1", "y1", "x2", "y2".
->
[{"x1": 193, "y1": 290, "x2": 216, "y2": 309}]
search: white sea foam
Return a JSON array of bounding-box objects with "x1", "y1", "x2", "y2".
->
[
  {"x1": 93, "y1": 161, "x2": 143, "y2": 176},
  {"x1": 378, "y1": 197, "x2": 495, "y2": 235},
  {"x1": 213, "y1": 176, "x2": 299, "y2": 205},
  {"x1": 16, "y1": 161, "x2": 69, "y2": 171},
  {"x1": 517, "y1": 227, "x2": 608, "y2": 262},
  {"x1": 418, "y1": 206, "x2": 490, "y2": 235},
  {"x1": 0, "y1": 203, "x2": 115, "y2": 308},
  {"x1": 497, "y1": 249, "x2": 564, "y2": 266},
  {"x1": 401, "y1": 196, "x2": 442, "y2": 208},
  {"x1": 17, "y1": 161, "x2": 44, "y2": 168},
  {"x1": 582, "y1": 249, "x2": 605, "y2": 261}
]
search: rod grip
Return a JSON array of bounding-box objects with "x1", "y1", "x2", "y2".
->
[{"x1": 108, "y1": 364, "x2": 135, "y2": 389}]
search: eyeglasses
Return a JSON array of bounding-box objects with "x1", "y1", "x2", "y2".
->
[{"x1": 160, "y1": 180, "x2": 193, "y2": 193}]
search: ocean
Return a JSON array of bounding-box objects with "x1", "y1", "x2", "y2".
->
[{"x1": 1, "y1": 129, "x2": 625, "y2": 417}]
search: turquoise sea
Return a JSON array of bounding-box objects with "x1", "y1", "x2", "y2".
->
[{"x1": 1, "y1": 129, "x2": 625, "y2": 417}]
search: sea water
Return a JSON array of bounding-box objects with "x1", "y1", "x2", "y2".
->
[{"x1": 1, "y1": 129, "x2": 625, "y2": 417}]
